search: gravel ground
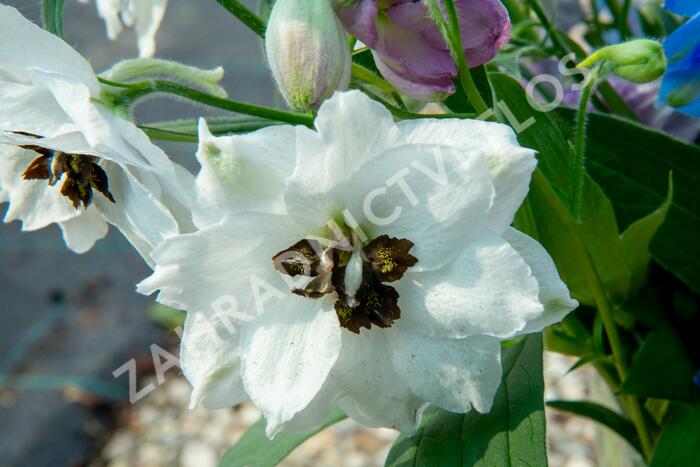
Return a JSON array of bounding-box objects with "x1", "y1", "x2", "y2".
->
[{"x1": 90, "y1": 352, "x2": 600, "y2": 467}]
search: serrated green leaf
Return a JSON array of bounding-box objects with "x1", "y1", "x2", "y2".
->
[
  {"x1": 620, "y1": 174, "x2": 673, "y2": 292},
  {"x1": 41, "y1": 0, "x2": 65, "y2": 38},
  {"x1": 385, "y1": 334, "x2": 546, "y2": 467},
  {"x1": 650, "y1": 404, "x2": 700, "y2": 466},
  {"x1": 218, "y1": 407, "x2": 346, "y2": 467},
  {"x1": 620, "y1": 328, "x2": 699, "y2": 402},
  {"x1": 546, "y1": 400, "x2": 642, "y2": 454}
]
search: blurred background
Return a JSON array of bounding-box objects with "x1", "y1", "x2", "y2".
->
[{"x1": 0, "y1": 1, "x2": 601, "y2": 466}]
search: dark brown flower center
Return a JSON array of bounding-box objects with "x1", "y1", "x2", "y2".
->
[
  {"x1": 19, "y1": 135, "x2": 115, "y2": 209},
  {"x1": 272, "y1": 234, "x2": 418, "y2": 333}
]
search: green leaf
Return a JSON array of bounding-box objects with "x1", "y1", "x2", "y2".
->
[
  {"x1": 219, "y1": 407, "x2": 346, "y2": 467},
  {"x1": 620, "y1": 328, "x2": 699, "y2": 402},
  {"x1": 567, "y1": 353, "x2": 611, "y2": 374},
  {"x1": 650, "y1": 404, "x2": 700, "y2": 467},
  {"x1": 557, "y1": 108, "x2": 700, "y2": 294},
  {"x1": 41, "y1": 0, "x2": 65, "y2": 38},
  {"x1": 385, "y1": 334, "x2": 546, "y2": 467},
  {"x1": 620, "y1": 174, "x2": 673, "y2": 292},
  {"x1": 547, "y1": 400, "x2": 642, "y2": 454}
]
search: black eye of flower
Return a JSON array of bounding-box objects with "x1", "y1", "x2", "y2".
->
[
  {"x1": 17, "y1": 134, "x2": 116, "y2": 210},
  {"x1": 273, "y1": 234, "x2": 418, "y2": 334}
]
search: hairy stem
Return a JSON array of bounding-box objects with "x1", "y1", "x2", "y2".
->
[
  {"x1": 571, "y1": 70, "x2": 597, "y2": 221},
  {"x1": 100, "y1": 77, "x2": 314, "y2": 127}
]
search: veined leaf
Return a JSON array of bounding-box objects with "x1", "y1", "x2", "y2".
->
[
  {"x1": 620, "y1": 328, "x2": 699, "y2": 402},
  {"x1": 620, "y1": 175, "x2": 673, "y2": 293},
  {"x1": 385, "y1": 334, "x2": 546, "y2": 467},
  {"x1": 650, "y1": 404, "x2": 700, "y2": 466},
  {"x1": 218, "y1": 407, "x2": 346, "y2": 467},
  {"x1": 547, "y1": 400, "x2": 642, "y2": 454}
]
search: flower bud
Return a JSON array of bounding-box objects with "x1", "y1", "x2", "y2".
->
[
  {"x1": 265, "y1": 0, "x2": 351, "y2": 111},
  {"x1": 578, "y1": 39, "x2": 667, "y2": 84}
]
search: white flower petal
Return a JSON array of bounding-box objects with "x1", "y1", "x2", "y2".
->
[
  {"x1": 137, "y1": 212, "x2": 304, "y2": 313},
  {"x1": 25, "y1": 70, "x2": 148, "y2": 168},
  {"x1": 399, "y1": 118, "x2": 537, "y2": 232},
  {"x1": 267, "y1": 373, "x2": 339, "y2": 435},
  {"x1": 397, "y1": 228, "x2": 543, "y2": 339},
  {"x1": 340, "y1": 143, "x2": 494, "y2": 271},
  {"x1": 240, "y1": 295, "x2": 341, "y2": 436},
  {"x1": 284, "y1": 91, "x2": 401, "y2": 227},
  {"x1": 0, "y1": 4, "x2": 99, "y2": 93},
  {"x1": 0, "y1": 83, "x2": 77, "y2": 138},
  {"x1": 194, "y1": 118, "x2": 296, "y2": 225},
  {"x1": 58, "y1": 205, "x2": 109, "y2": 254},
  {"x1": 504, "y1": 227, "x2": 578, "y2": 334},
  {"x1": 94, "y1": 162, "x2": 181, "y2": 265},
  {"x1": 332, "y1": 329, "x2": 426, "y2": 434},
  {"x1": 181, "y1": 311, "x2": 247, "y2": 410},
  {"x1": 390, "y1": 330, "x2": 502, "y2": 413},
  {"x1": 311, "y1": 90, "x2": 401, "y2": 188}
]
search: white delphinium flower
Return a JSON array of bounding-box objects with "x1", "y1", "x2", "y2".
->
[
  {"x1": 0, "y1": 5, "x2": 193, "y2": 260},
  {"x1": 77, "y1": 0, "x2": 168, "y2": 57},
  {"x1": 139, "y1": 90, "x2": 577, "y2": 435}
]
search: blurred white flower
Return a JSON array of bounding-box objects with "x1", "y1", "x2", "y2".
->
[
  {"x1": 0, "y1": 5, "x2": 193, "y2": 261},
  {"x1": 139, "y1": 90, "x2": 577, "y2": 436},
  {"x1": 77, "y1": 0, "x2": 168, "y2": 57}
]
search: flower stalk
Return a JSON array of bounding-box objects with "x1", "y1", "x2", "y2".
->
[
  {"x1": 98, "y1": 77, "x2": 315, "y2": 127},
  {"x1": 214, "y1": 0, "x2": 266, "y2": 37},
  {"x1": 425, "y1": 0, "x2": 490, "y2": 115},
  {"x1": 571, "y1": 69, "x2": 598, "y2": 222}
]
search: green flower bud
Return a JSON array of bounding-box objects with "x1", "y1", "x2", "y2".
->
[
  {"x1": 578, "y1": 39, "x2": 667, "y2": 84},
  {"x1": 265, "y1": 0, "x2": 351, "y2": 111}
]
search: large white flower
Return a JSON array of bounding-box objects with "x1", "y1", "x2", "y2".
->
[
  {"x1": 77, "y1": 0, "x2": 168, "y2": 58},
  {"x1": 138, "y1": 90, "x2": 577, "y2": 435},
  {"x1": 0, "y1": 5, "x2": 193, "y2": 260}
]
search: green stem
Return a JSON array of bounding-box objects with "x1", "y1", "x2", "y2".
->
[
  {"x1": 351, "y1": 63, "x2": 396, "y2": 93},
  {"x1": 584, "y1": 255, "x2": 654, "y2": 460},
  {"x1": 100, "y1": 77, "x2": 314, "y2": 127},
  {"x1": 527, "y1": 0, "x2": 638, "y2": 121},
  {"x1": 443, "y1": 0, "x2": 490, "y2": 115},
  {"x1": 41, "y1": 0, "x2": 65, "y2": 38},
  {"x1": 571, "y1": 70, "x2": 598, "y2": 221},
  {"x1": 215, "y1": 0, "x2": 266, "y2": 37},
  {"x1": 531, "y1": 170, "x2": 654, "y2": 461},
  {"x1": 425, "y1": 0, "x2": 490, "y2": 116},
  {"x1": 140, "y1": 116, "x2": 279, "y2": 142},
  {"x1": 526, "y1": 0, "x2": 570, "y2": 56},
  {"x1": 619, "y1": 0, "x2": 633, "y2": 39},
  {"x1": 355, "y1": 83, "x2": 475, "y2": 120}
]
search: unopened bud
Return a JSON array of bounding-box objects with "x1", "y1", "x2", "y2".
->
[
  {"x1": 265, "y1": 0, "x2": 351, "y2": 111},
  {"x1": 578, "y1": 39, "x2": 667, "y2": 83}
]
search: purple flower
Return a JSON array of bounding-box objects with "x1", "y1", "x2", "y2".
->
[{"x1": 335, "y1": 0, "x2": 511, "y2": 100}]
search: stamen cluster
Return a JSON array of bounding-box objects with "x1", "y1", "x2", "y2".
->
[{"x1": 273, "y1": 234, "x2": 418, "y2": 333}]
